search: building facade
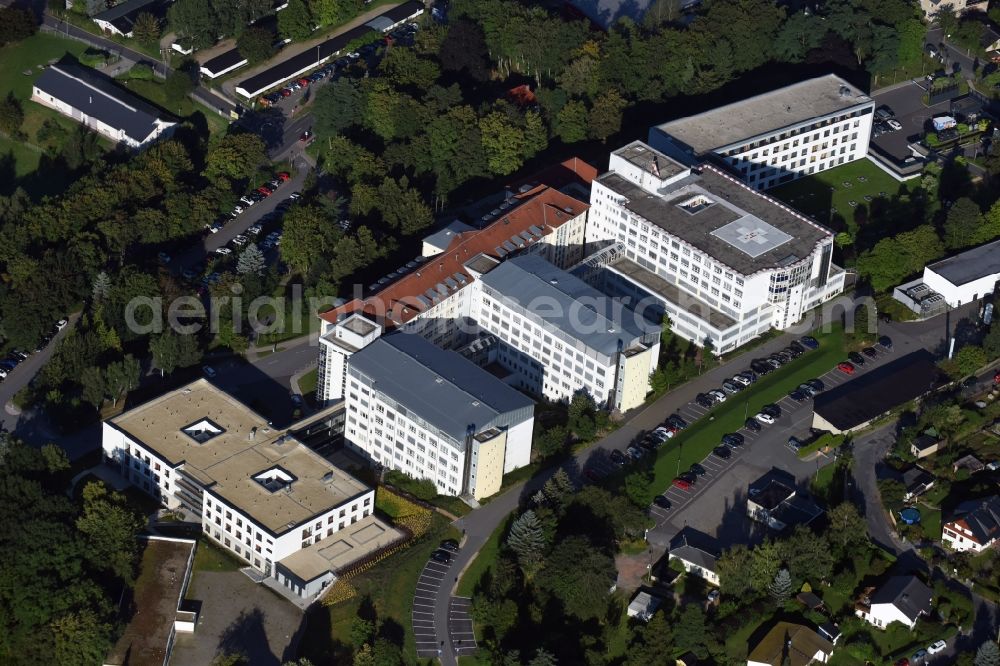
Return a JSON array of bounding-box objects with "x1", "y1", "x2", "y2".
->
[
  {"x1": 101, "y1": 380, "x2": 375, "y2": 583},
  {"x1": 648, "y1": 75, "x2": 874, "y2": 190},
  {"x1": 477, "y1": 254, "x2": 660, "y2": 411},
  {"x1": 344, "y1": 333, "x2": 535, "y2": 500},
  {"x1": 855, "y1": 576, "x2": 933, "y2": 630},
  {"x1": 942, "y1": 495, "x2": 1000, "y2": 552},
  {"x1": 585, "y1": 141, "x2": 844, "y2": 353}
]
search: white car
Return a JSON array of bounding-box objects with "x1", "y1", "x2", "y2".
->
[
  {"x1": 247, "y1": 224, "x2": 262, "y2": 235},
  {"x1": 755, "y1": 412, "x2": 776, "y2": 425},
  {"x1": 927, "y1": 640, "x2": 947, "y2": 655},
  {"x1": 887, "y1": 119, "x2": 902, "y2": 131},
  {"x1": 732, "y1": 375, "x2": 751, "y2": 387},
  {"x1": 233, "y1": 234, "x2": 248, "y2": 246},
  {"x1": 214, "y1": 247, "x2": 232, "y2": 255},
  {"x1": 230, "y1": 206, "x2": 244, "y2": 217},
  {"x1": 709, "y1": 389, "x2": 727, "y2": 403},
  {"x1": 209, "y1": 222, "x2": 223, "y2": 234},
  {"x1": 55, "y1": 318, "x2": 68, "y2": 330}
]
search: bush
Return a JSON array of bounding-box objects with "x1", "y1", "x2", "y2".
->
[
  {"x1": 384, "y1": 469, "x2": 437, "y2": 501},
  {"x1": 126, "y1": 62, "x2": 155, "y2": 80},
  {"x1": 79, "y1": 48, "x2": 109, "y2": 67}
]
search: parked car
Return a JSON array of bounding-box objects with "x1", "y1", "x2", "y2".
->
[
  {"x1": 806, "y1": 378, "x2": 825, "y2": 391},
  {"x1": 56, "y1": 318, "x2": 69, "y2": 330},
  {"x1": 678, "y1": 472, "x2": 698, "y2": 485},
  {"x1": 430, "y1": 550, "x2": 451, "y2": 564},
  {"x1": 653, "y1": 495, "x2": 672, "y2": 509},
  {"x1": 800, "y1": 336, "x2": 820, "y2": 349},
  {"x1": 203, "y1": 365, "x2": 217, "y2": 378},
  {"x1": 440, "y1": 539, "x2": 460, "y2": 553},
  {"x1": 788, "y1": 389, "x2": 808, "y2": 402},
  {"x1": 689, "y1": 463, "x2": 706, "y2": 476},
  {"x1": 862, "y1": 346, "x2": 878, "y2": 358},
  {"x1": 709, "y1": 389, "x2": 727, "y2": 403},
  {"x1": 610, "y1": 450, "x2": 627, "y2": 466},
  {"x1": 712, "y1": 446, "x2": 732, "y2": 459},
  {"x1": 744, "y1": 418, "x2": 762, "y2": 432},
  {"x1": 837, "y1": 361, "x2": 856, "y2": 374},
  {"x1": 784, "y1": 345, "x2": 801, "y2": 358},
  {"x1": 887, "y1": 119, "x2": 902, "y2": 131},
  {"x1": 215, "y1": 247, "x2": 232, "y2": 255},
  {"x1": 277, "y1": 171, "x2": 291, "y2": 182},
  {"x1": 755, "y1": 412, "x2": 776, "y2": 425},
  {"x1": 667, "y1": 414, "x2": 688, "y2": 430},
  {"x1": 297, "y1": 77, "x2": 310, "y2": 87},
  {"x1": 789, "y1": 340, "x2": 805, "y2": 355},
  {"x1": 299, "y1": 130, "x2": 313, "y2": 142},
  {"x1": 721, "y1": 380, "x2": 741, "y2": 394},
  {"x1": 788, "y1": 437, "x2": 803, "y2": 451},
  {"x1": 672, "y1": 477, "x2": 692, "y2": 491},
  {"x1": 848, "y1": 351, "x2": 866, "y2": 365},
  {"x1": 762, "y1": 404, "x2": 782, "y2": 418},
  {"x1": 732, "y1": 374, "x2": 751, "y2": 387},
  {"x1": 247, "y1": 224, "x2": 262, "y2": 235},
  {"x1": 927, "y1": 640, "x2": 946, "y2": 655},
  {"x1": 798, "y1": 383, "x2": 816, "y2": 398},
  {"x1": 879, "y1": 335, "x2": 893, "y2": 349},
  {"x1": 695, "y1": 393, "x2": 714, "y2": 408},
  {"x1": 723, "y1": 433, "x2": 745, "y2": 448}
]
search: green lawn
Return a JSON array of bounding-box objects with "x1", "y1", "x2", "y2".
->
[
  {"x1": 298, "y1": 367, "x2": 318, "y2": 397},
  {"x1": 192, "y1": 538, "x2": 243, "y2": 573},
  {"x1": 456, "y1": 516, "x2": 509, "y2": 597},
  {"x1": 0, "y1": 135, "x2": 42, "y2": 177},
  {"x1": 649, "y1": 327, "x2": 845, "y2": 491},
  {"x1": 117, "y1": 78, "x2": 230, "y2": 135},
  {"x1": 0, "y1": 33, "x2": 87, "y2": 99},
  {"x1": 768, "y1": 159, "x2": 909, "y2": 227},
  {"x1": 299, "y1": 514, "x2": 461, "y2": 664}
]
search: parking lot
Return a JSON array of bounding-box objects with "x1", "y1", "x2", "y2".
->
[
  {"x1": 870, "y1": 81, "x2": 950, "y2": 162},
  {"x1": 412, "y1": 556, "x2": 451, "y2": 659},
  {"x1": 580, "y1": 336, "x2": 899, "y2": 548},
  {"x1": 448, "y1": 596, "x2": 477, "y2": 656}
]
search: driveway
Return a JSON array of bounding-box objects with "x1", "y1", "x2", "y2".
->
[
  {"x1": 170, "y1": 570, "x2": 304, "y2": 666},
  {"x1": 870, "y1": 81, "x2": 949, "y2": 161}
]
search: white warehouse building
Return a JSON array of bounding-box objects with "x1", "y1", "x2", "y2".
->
[
  {"x1": 344, "y1": 332, "x2": 535, "y2": 501},
  {"x1": 584, "y1": 141, "x2": 845, "y2": 354},
  {"x1": 648, "y1": 74, "x2": 874, "y2": 190},
  {"x1": 101, "y1": 380, "x2": 390, "y2": 600}
]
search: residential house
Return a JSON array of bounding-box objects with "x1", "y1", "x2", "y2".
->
[
  {"x1": 902, "y1": 466, "x2": 936, "y2": 502},
  {"x1": 855, "y1": 575, "x2": 933, "y2": 630},
  {"x1": 92, "y1": 0, "x2": 173, "y2": 38},
  {"x1": 747, "y1": 621, "x2": 833, "y2": 666},
  {"x1": 910, "y1": 432, "x2": 941, "y2": 459},
  {"x1": 952, "y1": 454, "x2": 985, "y2": 475},
  {"x1": 747, "y1": 469, "x2": 824, "y2": 531},
  {"x1": 668, "y1": 527, "x2": 721, "y2": 586},
  {"x1": 942, "y1": 495, "x2": 1000, "y2": 552}
]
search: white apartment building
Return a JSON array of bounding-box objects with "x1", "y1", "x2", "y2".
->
[
  {"x1": 102, "y1": 379, "x2": 376, "y2": 589},
  {"x1": 648, "y1": 74, "x2": 874, "y2": 190},
  {"x1": 344, "y1": 332, "x2": 535, "y2": 500},
  {"x1": 477, "y1": 254, "x2": 660, "y2": 412},
  {"x1": 317, "y1": 185, "x2": 589, "y2": 404},
  {"x1": 585, "y1": 141, "x2": 845, "y2": 354}
]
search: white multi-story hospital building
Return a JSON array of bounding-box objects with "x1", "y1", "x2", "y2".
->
[
  {"x1": 648, "y1": 74, "x2": 874, "y2": 190},
  {"x1": 584, "y1": 141, "x2": 845, "y2": 353}
]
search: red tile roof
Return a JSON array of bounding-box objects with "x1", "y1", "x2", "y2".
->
[{"x1": 320, "y1": 186, "x2": 589, "y2": 327}]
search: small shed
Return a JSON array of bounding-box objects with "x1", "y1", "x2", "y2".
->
[
  {"x1": 626, "y1": 591, "x2": 661, "y2": 622},
  {"x1": 910, "y1": 432, "x2": 941, "y2": 459},
  {"x1": 953, "y1": 454, "x2": 985, "y2": 475},
  {"x1": 796, "y1": 591, "x2": 826, "y2": 611}
]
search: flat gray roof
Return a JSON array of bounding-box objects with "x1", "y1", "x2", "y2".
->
[
  {"x1": 614, "y1": 141, "x2": 686, "y2": 179},
  {"x1": 926, "y1": 237, "x2": 1000, "y2": 286},
  {"x1": 348, "y1": 333, "x2": 533, "y2": 442},
  {"x1": 597, "y1": 159, "x2": 832, "y2": 276},
  {"x1": 479, "y1": 254, "x2": 659, "y2": 355},
  {"x1": 652, "y1": 74, "x2": 872, "y2": 155}
]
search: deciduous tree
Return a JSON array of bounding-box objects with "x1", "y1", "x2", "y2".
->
[
  {"x1": 278, "y1": 0, "x2": 314, "y2": 40},
  {"x1": 237, "y1": 26, "x2": 276, "y2": 65}
]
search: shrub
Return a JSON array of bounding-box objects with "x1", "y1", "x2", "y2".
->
[
  {"x1": 384, "y1": 469, "x2": 437, "y2": 501},
  {"x1": 126, "y1": 62, "x2": 154, "y2": 80}
]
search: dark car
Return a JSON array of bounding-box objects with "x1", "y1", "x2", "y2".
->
[
  {"x1": 788, "y1": 389, "x2": 808, "y2": 402},
  {"x1": 638, "y1": 437, "x2": 659, "y2": 452},
  {"x1": 789, "y1": 340, "x2": 805, "y2": 355},
  {"x1": 962, "y1": 376, "x2": 978, "y2": 388},
  {"x1": 800, "y1": 336, "x2": 820, "y2": 349},
  {"x1": 751, "y1": 360, "x2": 772, "y2": 375},
  {"x1": 784, "y1": 345, "x2": 802, "y2": 358},
  {"x1": 653, "y1": 495, "x2": 672, "y2": 509},
  {"x1": 678, "y1": 472, "x2": 698, "y2": 485},
  {"x1": 440, "y1": 539, "x2": 460, "y2": 553},
  {"x1": 879, "y1": 335, "x2": 893, "y2": 350},
  {"x1": 689, "y1": 463, "x2": 706, "y2": 476},
  {"x1": 712, "y1": 446, "x2": 732, "y2": 459},
  {"x1": 610, "y1": 450, "x2": 628, "y2": 466},
  {"x1": 723, "y1": 433, "x2": 745, "y2": 448},
  {"x1": 744, "y1": 418, "x2": 762, "y2": 432},
  {"x1": 739, "y1": 370, "x2": 757, "y2": 383},
  {"x1": 430, "y1": 550, "x2": 451, "y2": 564},
  {"x1": 862, "y1": 347, "x2": 878, "y2": 359},
  {"x1": 806, "y1": 378, "x2": 825, "y2": 391},
  {"x1": 788, "y1": 437, "x2": 803, "y2": 451},
  {"x1": 762, "y1": 403, "x2": 782, "y2": 418},
  {"x1": 848, "y1": 351, "x2": 866, "y2": 365},
  {"x1": 667, "y1": 414, "x2": 688, "y2": 430},
  {"x1": 695, "y1": 393, "x2": 714, "y2": 408}
]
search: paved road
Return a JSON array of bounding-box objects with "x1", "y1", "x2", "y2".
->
[
  {"x1": 41, "y1": 13, "x2": 236, "y2": 117},
  {"x1": 926, "y1": 27, "x2": 978, "y2": 80},
  {"x1": 0, "y1": 313, "x2": 79, "y2": 432}
]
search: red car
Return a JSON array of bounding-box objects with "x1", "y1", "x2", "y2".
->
[
  {"x1": 672, "y1": 478, "x2": 691, "y2": 491},
  {"x1": 276, "y1": 172, "x2": 290, "y2": 182},
  {"x1": 280, "y1": 88, "x2": 292, "y2": 97},
  {"x1": 256, "y1": 186, "x2": 273, "y2": 196},
  {"x1": 837, "y1": 361, "x2": 855, "y2": 375},
  {"x1": 299, "y1": 130, "x2": 313, "y2": 142},
  {"x1": 297, "y1": 78, "x2": 310, "y2": 87}
]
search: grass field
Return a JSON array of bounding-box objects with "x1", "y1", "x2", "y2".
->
[
  {"x1": 768, "y1": 159, "x2": 909, "y2": 227},
  {"x1": 0, "y1": 33, "x2": 87, "y2": 99},
  {"x1": 117, "y1": 78, "x2": 230, "y2": 135},
  {"x1": 192, "y1": 538, "x2": 243, "y2": 573},
  {"x1": 299, "y1": 514, "x2": 461, "y2": 664},
  {"x1": 648, "y1": 327, "x2": 846, "y2": 491}
]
